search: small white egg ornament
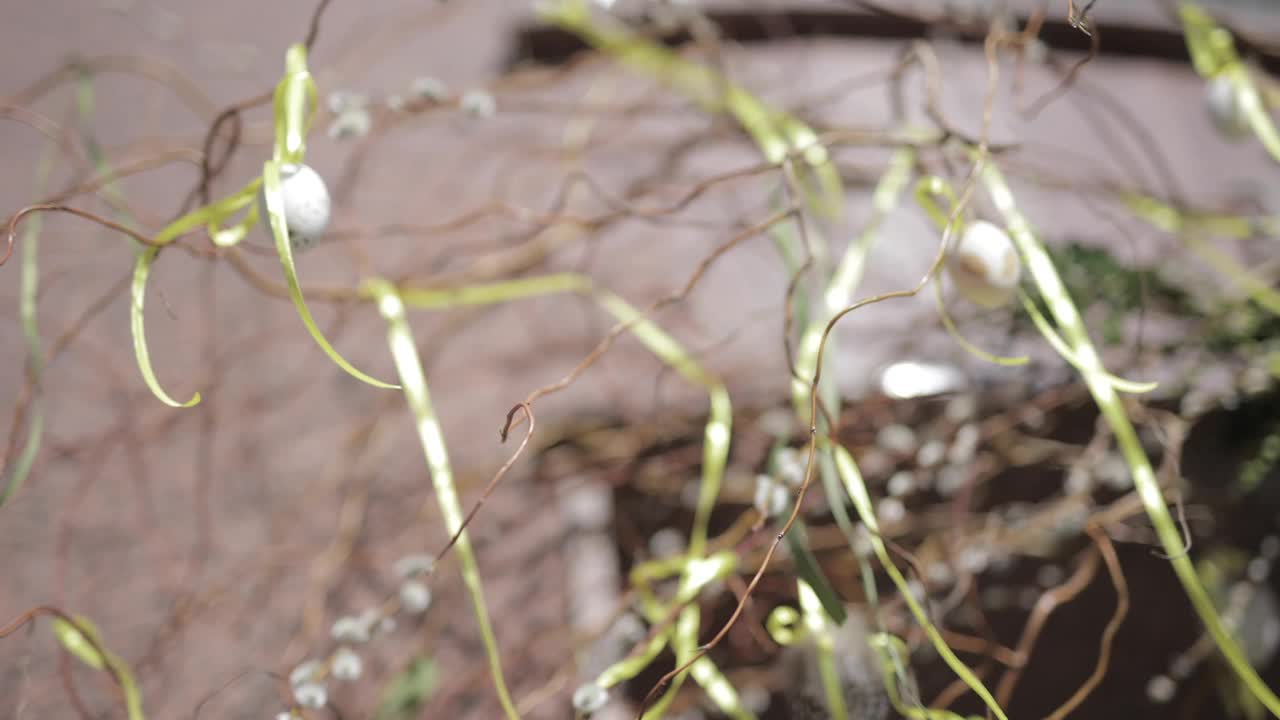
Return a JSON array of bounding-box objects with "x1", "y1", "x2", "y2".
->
[
  {"x1": 259, "y1": 163, "x2": 331, "y2": 252},
  {"x1": 1204, "y1": 74, "x2": 1251, "y2": 140},
  {"x1": 946, "y1": 220, "x2": 1021, "y2": 308}
]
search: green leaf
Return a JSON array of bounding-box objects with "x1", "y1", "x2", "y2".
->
[
  {"x1": 1017, "y1": 291, "x2": 1157, "y2": 394},
  {"x1": 1179, "y1": 3, "x2": 1239, "y2": 78},
  {"x1": 273, "y1": 44, "x2": 317, "y2": 164},
  {"x1": 785, "y1": 522, "x2": 847, "y2": 625},
  {"x1": 594, "y1": 291, "x2": 731, "y2": 559},
  {"x1": 119, "y1": 669, "x2": 145, "y2": 720},
  {"x1": 371, "y1": 280, "x2": 517, "y2": 719},
  {"x1": 52, "y1": 616, "x2": 106, "y2": 669},
  {"x1": 127, "y1": 176, "x2": 268, "y2": 409},
  {"x1": 130, "y1": 247, "x2": 201, "y2": 408},
  {"x1": 1, "y1": 137, "x2": 56, "y2": 506},
  {"x1": 833, "y1": 445, "x2": 1009, "y2": 720},
  {"x1": 51, "y1": 615, "x2": 146, "y2": 720},
  {"x1": 868, "y1": 633, "x2": 980, "y2": 720},
  {"x1": 796, "y1": 579, "x2": 848, "y2": 720},
  {"x1": 388, "y1": 274, "x2": 745, "y2": 716},
  {"x1": 541, "y1": 0, "x2": 842, "y2": 218},
  {"x1": 685, "y1": 643, "x2": 756, "y2": 720},
  {"x1": 208, "y1": 193, "x2": 260, "y2": 248},
  {"x1": 766, "y1": 605, "x2": 801, "y2": 646}
]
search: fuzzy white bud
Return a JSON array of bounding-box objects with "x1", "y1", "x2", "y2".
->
[
  {"x1": 331, "y1": 615, "x2": 371, "y2": 644},
  {"x1": 393, "y1": 553, "x2": 436, "y2": 579},
  {"x1": 887, "y1": 470, "x2": 915, "y2": 497},
  {"x1": 410, "y1": 76, "x2": 448, "y2": 101},
  {"x1": 294, "y1": 681, "x2": 328, "y2": 709},
  {"x1": 753, "y1": 474, "x2": 790, "y2": 519},
  {"x1": 331, "y1": 647, "x2": 363, "y2": 681},
  {"x1": 1146, "y1": 674, "x2": 1176, "y2": 704},
  {"x1": 289, "y1": 660, "x2": 322, "y2": 688},
  {"x1": 773, "y1": 447, "x2": 805, "y2": 487},
  {"x1": 399, "y1": 581, "x2": 432, "y2": 614},
  {"x1": 326, "y1": 90, "x2": 367, "y2": 115},
  {"x1": 327, "y1": 107, "x2": 371, "y2": 140},
  {"x1": 460, "y1": 89, "x2": 496, "y2": 119}
]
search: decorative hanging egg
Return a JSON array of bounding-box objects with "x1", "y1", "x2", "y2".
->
[
  {"x1": 259, "y1": 162, "x2": 331, "y2": 252},
  {"x1": 946, "y1": 219, "x2": 1021, "y2": 308},
  {"x1": 1205, "y1": 74, "x2": 1251, "y2": 140}
]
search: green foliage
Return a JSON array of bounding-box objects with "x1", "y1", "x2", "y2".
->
[
  {"x1": 1039, "y1": 240, "x2": 1280, "y2": 355},
  {"x1": 373, "y1": 280, "x2": 520, "y2": 720},
  {"x1": 785, "y1": 523, "x2": 847, "y2": 626},
  {"x1": 1047, "y1": 242, "x2": 1165, "y2": 346},
  {"x1": 376, "y1": 657, "x2": 439, "y2": 720},
  {"x1": 0, "y1": 143, "x2": 54, "y2": 506},
  {"x1": 985, "y1": 159, "x2": 1280, "y2": 718},
  {"x1": 51, "y1": 615, "x2": 145, "y2": 720},
  {"x1": 1180, "y1": 2, "x2": 1280, "y2": 162},
  {"x1": 262, "y1": 46, "x2": 397, "y2": 391},
  {"x1": 15, "y1": 4, "x2": 1280, "y2": 719}
]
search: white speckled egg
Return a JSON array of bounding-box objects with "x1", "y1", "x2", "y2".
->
[
  {"x1": 1205, "y1": 74, "x2": 1251, "y2": 140},
  {"x1": 947, "y1": 220, "x2": 1021, "y2": 308},
  {"x1": 259, "y1": 163, "x2": 331, "y2": 251}
]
